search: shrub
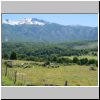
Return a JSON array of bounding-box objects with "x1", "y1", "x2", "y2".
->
[
  {"x1": 3, "y1": 54, "x2": 9, "y2": 60},
  {"x1": 57, "y1": 58, "x2": 63, "y2": 63},
  {"x1": 73, "y1": 57, "x2": 79, "y2": 64},
  {"x1": 95, "y1": 60, "x2": 98, "y2": 67},
  {"x1": 88, "y1": 59, "x2": 96, "y2": 65},
  {"x1": 10, "y1": 52, "x2": 17, "y2": 60},
  {"x1": 79, "y1": 58, "x2": 88, "y2": 65}
]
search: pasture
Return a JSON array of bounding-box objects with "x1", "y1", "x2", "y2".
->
[
  {"x1": 2, "y1": 60, "x2": 98, "y2": 86},
  {"x1": 62, "y1": 55, "x2": 98, "y2": 60}
]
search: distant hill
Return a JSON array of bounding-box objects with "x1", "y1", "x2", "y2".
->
[{"x1": 2, "y1": 18, "x2": 98, "y2": 43}]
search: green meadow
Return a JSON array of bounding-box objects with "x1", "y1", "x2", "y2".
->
[{"x1": 2, "y1": 60, "x2": 98, "y2": 86}]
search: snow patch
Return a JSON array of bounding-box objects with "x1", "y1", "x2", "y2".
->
[{"x1": 2, "y1": 18, "x2": 46, "y2": 26}]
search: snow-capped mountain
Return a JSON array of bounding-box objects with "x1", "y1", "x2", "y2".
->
[
  {"x1": 2, "y1": 18, "x2": 48, "y2": 26},
  {"x1": 2, "y1": 18, "x2": 98, "y2": 43}
]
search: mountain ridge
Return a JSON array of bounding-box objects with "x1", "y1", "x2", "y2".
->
[
  {"x1": 2, "y1": 18, "x2": 49, "y2": 26},
  {"x1": 2, "y1": 18, "x2": 98, "y2": 43}
]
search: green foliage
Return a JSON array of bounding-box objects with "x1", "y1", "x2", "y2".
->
[
  {"x1": 10, "y1": 52, "x2": 17, "y2": 60},
  {"x1": 2, "y1": 41, "x2": 98, "y2": 66},
  {"x1": 73, "y1": 57, "x2": 79, "y2": 64},
  {"x1": 66, "y1": 58, "x2": 72, "y2": 64},
  {"x1": 2, "y1": 41, "x2": 98, "y2": 60},
  {"x1": 51, "y1": 56, "x2": 57, "y2": 62},
  {"x1": 2, "y1": 76, "x2": 14, "y2": 86},
  {"x1": 2, "y1": 54, "x2": 8, "y2": 59},
  {"x1": 79, "y1": 58, "x2": 88, "y2": 65},
  {"x1": 88, "y1": 59, "x2": 97, "y2": 65},
  {"x1": 95, "y1": 60, "x2": 98, "y2": 67}
]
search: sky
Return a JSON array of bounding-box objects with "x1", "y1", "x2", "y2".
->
[{"x1": 2, "y1": 14, "x2": 98, "y2": 27}]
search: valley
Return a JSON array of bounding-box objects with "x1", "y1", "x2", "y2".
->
[
  {"x1": 1, "y1": 17, "x2": 98, "y2": 86},
  {"x1": 2, "y1": 41, "x2": 98, "y2": 86}
]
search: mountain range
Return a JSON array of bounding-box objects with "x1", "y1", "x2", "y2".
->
[{"x1": 2, "y1": 18, "x2": 98, "y2": 43}]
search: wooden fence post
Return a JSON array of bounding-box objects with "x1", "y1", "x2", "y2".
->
[
  {"x1": 14, "y1": 71, "x2": 17, "y2": 84},
  {"x1": 64, "y1": 81, "x2": 68, "y2": 86},
  {"x1": 21, "y1": 73, "x2": 24, "y2": 86},
  {"x1": 5, "y1": 65, "x2": 7, "y2": 76}
]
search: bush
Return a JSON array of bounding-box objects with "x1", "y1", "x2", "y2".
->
[
  {"x1": 51, "y1": 56, "x2": 58, "y2": 62},
  {"x1": 88, "y1": 59, "x2": 97, "y2": 65},
  {"x1": 10, "y1": 52, "x2": 17, "y2": 60},
  {"x1": 4, "y1": 61, "x2": 7, "y2": 65},
  {"x1": 66, "y1": 58, "x2": 72, "y2": 64},
  {"x1": 95, "y1": 60, "x2": 98, "y2": 67},
  {"x1": 3, "y1": 54, "x2": 9, "y2": 60},
  {"x1": 57, "y1": 58, "x2": 64, "y2": 63},
  {"x1": 79, "y1": 58, "x2": 88, "y2": 65},
  {"x1": 73, "y1": 57, "x2": 79, "y2": 64}
]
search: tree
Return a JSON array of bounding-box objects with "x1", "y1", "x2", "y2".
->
[
  {"x1": 65, "y1": 58, "x2": 72, "y2": 64},
  {"x1": 88, "y1": 59, "x2": 96, "y2": 65},
  {"x1": 73, "y1": 57, "x2": 79, "y2": 64},
  {"x1": 10, "y1": 52, "x2": 17, "y2": 60},
  {"x1": 52, "y1": 56, "x2": 57, "y2": 62},
  {"x1": 80, "y1": 58, "x2": 88, "y2": 65},
  {"x1": 95, "y1": 60, "x2": 98, "y2": 67},
  {"x1": 57, "y1": 58, "x2": 63, "y2": 63},
  {"x1": 3, "y1": 54, "x2": 8, "y2": 59}
]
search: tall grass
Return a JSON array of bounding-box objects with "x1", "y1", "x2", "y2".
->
[{"x1": 2, "y1": 61, "x2": 98, "y2": 86}]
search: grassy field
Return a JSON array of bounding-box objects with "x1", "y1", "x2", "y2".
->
[
  {"x1": 62, "y1": 55, "x2": 98, "y2": 60},
  {"x1": 73, "y1": 41, "x2": 98, "y2": 50},
  {"x1": 2, "y1": 60, "x2": 98, "y2": 86}
]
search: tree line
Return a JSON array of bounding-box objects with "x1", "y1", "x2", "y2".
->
[
  {"x1": 3, "y1": 51, "x2": 98, "y2": 67},
  {"x1": 2, "y1": 42, "x2": 98, "y2": 67}
]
